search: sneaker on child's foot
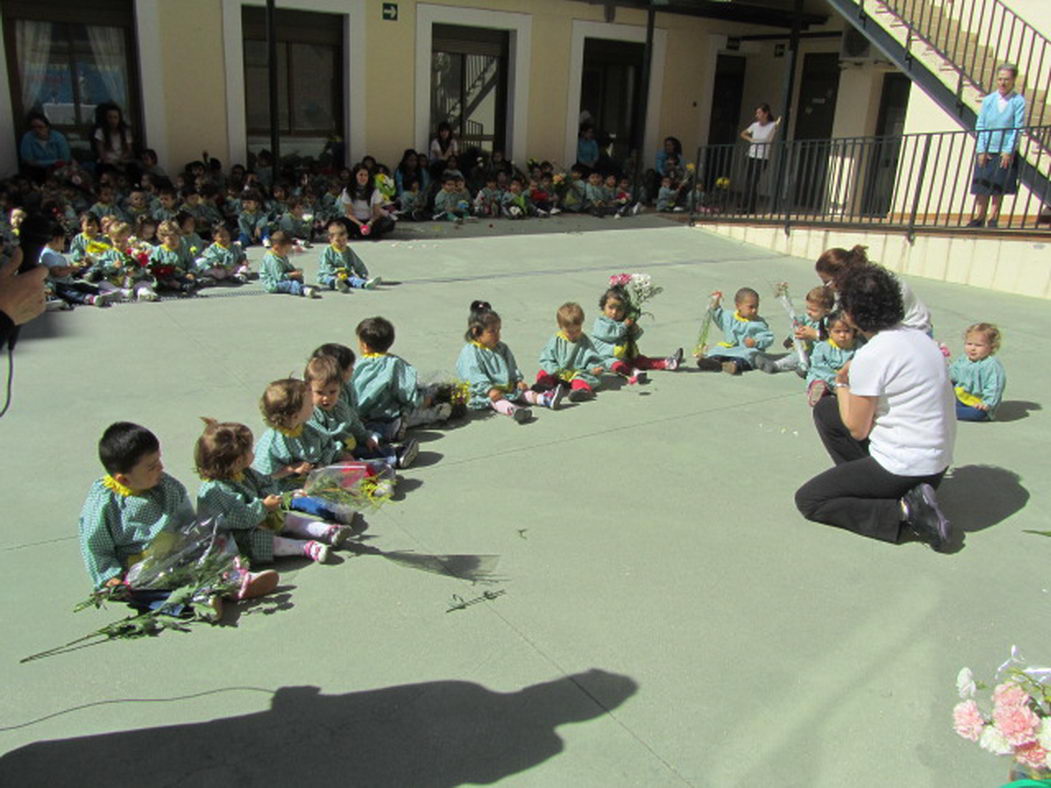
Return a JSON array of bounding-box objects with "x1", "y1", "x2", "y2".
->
[
  {"x1": 304, "y1": 286, "x2": 321, "y2": 299},
  {"x1": 568, "y1": 388, "x2": 593, "y2": 402},
  {"x1": 541, "y1": 385, "x2": 565, "y2": 410},
  {"x1": 373, "y1": 478, "x2": 395, "y2": 498},
  {"x1": 665, "y1": 347, "x2": 684, "y2": 371},
  {"x1": 304, "y1": 540, "x2": 331, "y2": 563},
  {"x1": 753, "y1": 353, "x2": 778, "y2": 374},
  {"x1": 325, "y1": 502, "x2": 358, "y2": 524},
  {"x1": 807, "y1": 379, "x2": 830, "y2": 407},
  {"x1": 46, "y1": 298, "x2": 72, "y2": 311},
  {"x1": 364, "y1": 277, "x2": 381, "y2": 289},
  {"x1": 198, "y1": 276, "x2": 217, "y2": 287},
  {"x1": 433, "y1": 403, "x2": 453, "y2": 421},
  {"x1": 696, "y1": 357, "x2": 722, "y2": 371},
  {"x1": 234, "y1": 273, "x2": 248, "y2": 284},
  {"x1": 236, "y1": 569, "x2": 279, "y2": 600},
  {"x1": 397, "y1": 438, "x2": 420, "y2": 469},
  {"x1": 550, "y1": 207, "x2": 562, "y2": 215},
  {"x1": 336, "y1": 279, "x2": 351, "y2": 293},
  {"x1": 632, "y1": 202, "x2": 643, "y2": 216},
  {"x1": 139, "y1": 290, "x2": 159, "y2": 302},
  {"x1": 512, "y1": 406, "x2": 532, "y2": 424},
  {"x1": 327, "y1": 525, "x2": 356, "y2": 548},
  {"x1": 721, "y1": 360, "x2": 742, "y2": 375},
  {"x1": 629, "y1": 371, "x2": 648, "y2": 385}
]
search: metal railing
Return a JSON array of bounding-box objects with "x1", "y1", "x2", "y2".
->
[
  {"x1": 865, "y1": 0, "x2": 1049, "y2": 129},
  {"x1": 689, "y1": 126, "x2": 1051, "y2": 237}
]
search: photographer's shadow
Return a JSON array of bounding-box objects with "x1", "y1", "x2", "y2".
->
[
  {"x1": 992, "y1": 400, "x2": 1041, "y2": 422},
  {"x1": 940, "y1": 464, "x2": 1029, "y2": 534},
  {"x1": 0, "y1": 670, "x2": 638, "y2": 787}
]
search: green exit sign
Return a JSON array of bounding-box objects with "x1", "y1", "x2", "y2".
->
[{"x1": 382, "y1": 2, "x2": 398, "y2": 20}]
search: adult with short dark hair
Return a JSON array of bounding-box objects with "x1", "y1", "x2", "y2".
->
[
  {"x1": 794, "y1": 264, "x2": 956, "y2": 551},
  {"x1": 968, "y1": 64, "x2": 1026, "y2": 228},
  {"x1": 19, "y1": 112, "x2": 71, "y2": 182}
]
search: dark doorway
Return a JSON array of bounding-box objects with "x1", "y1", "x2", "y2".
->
[
  {"x1": 579, "y1": 38, "x2": 644, "y2": 167},
  {"x1": 430, "y1": 24, "x2": 508, "y2": 154},
  {"x1": 791, "y1": 51, "x2": 840, "y2": 212},
  {"x1": 702, "y1": 54, "x2": 746, "y2": 194},
  {"x1": 861, "y1": 73, "x2": 911, "y2": 215}
]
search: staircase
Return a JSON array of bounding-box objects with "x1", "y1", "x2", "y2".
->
[{"x1": 826, "y1": 0, "x2": 1051, "y2": 203}]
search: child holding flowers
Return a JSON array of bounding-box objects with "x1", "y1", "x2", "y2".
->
[
  {"x1": 536, "y1": 302, "x2": 605, "y2": 401},
  {"x1": 457, "y1": 300, "x2": 565, "y2": 424},
  {"x1": 317, "y1": 221, "x2": 380, "y2": 293},
  {"x1": 150, "y1": 220, "x2": 199, "y2": 293},
  {"x1": 97, "y1": 220, "x2": 157, "y2": 301},
  {"x1": 590, "y1": 275, "x2": 683, "y2": 384},
  {"x1": 949, "y1": 322, "x2": 1006, "y2": 421},
  {"x1": 69, "y1": 213, "x2": 110, "y2": 272},
  {"x1": 196, "y1": 418, "x2": 356, "y2": 566},
  {"x1": 695, "y1": 287, "x2": 774, "y2": 374},
  {"x1": 754, "y1": 285, "x2": 835, "y2": 374},
  {"x1": 79, "y1": 422, "x2": 277, "y2": 611}
]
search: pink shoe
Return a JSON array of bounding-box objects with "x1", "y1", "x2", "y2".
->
[
  {"x1": 304, "y1": 540, "x2": 331, "y2": 563},
  {"x1": 807, "y1": 380, "x2": 830, "y2": 407},
  {"x1": 236, "y1": 569, "x2": 279, "y2": 600}
]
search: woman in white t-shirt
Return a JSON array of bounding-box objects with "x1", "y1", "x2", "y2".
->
[
  {"x1": 339, "y1": 164, "x2": 395, "y2": 240},
  {"x1": 739, "y1": 104, "x2": 779, "y2": 214},
  {"x1": 92, "y1": 102, "x2": 135, "y2": 172},
  {"x1": 795, "y1": 264, "x2": 956, "y2": 551}
]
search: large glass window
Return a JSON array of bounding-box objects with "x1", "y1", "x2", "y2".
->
[
  {"x1": 242, "y1": 7, "x2": 343, "y2": 160},
  {"x1": 2, "y1": 0, "x2": 140, "y2": 155}
]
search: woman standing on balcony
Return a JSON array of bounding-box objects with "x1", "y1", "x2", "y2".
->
[
  {"x1": 968, "y1": 64, "x2": 1026, "y2": 228},
  {"x1": 739, "y1": 104, "x2": 780, "y2": 214}
]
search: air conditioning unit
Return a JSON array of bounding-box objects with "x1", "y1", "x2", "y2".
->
[{"x1": 840, "y1": 27, "x2": 879, "y2": 64}]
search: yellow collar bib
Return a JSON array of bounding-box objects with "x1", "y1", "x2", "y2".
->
[
  {"x1": 102, "y1": 474, "x2": 136, "y2": 497},
  {"x1": 276, "y1": 424, "x2": 304, "y2": 438}
]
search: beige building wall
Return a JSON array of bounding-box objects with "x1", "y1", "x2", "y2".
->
[{"x1": 155, "y1": 0, "x2": 230, "y2": 170}]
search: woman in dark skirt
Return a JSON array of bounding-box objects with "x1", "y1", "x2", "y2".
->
[{"x1": 968, "y1": 64, "x2": 1026, "y2": 228}]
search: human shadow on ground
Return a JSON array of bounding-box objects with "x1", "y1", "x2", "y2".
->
[
  {"x1": 993, "y1": 400, "x2": 1041, "y2": 422},
  {"x1": 0, "y1": 671, "x2": 638, "y2": 786},
  {"x1": 939, "y1": 464, "x2": 1029, "y2": 535},
  {"x1": 391, "y1": 477, "x2": 424, "y2": 498}
]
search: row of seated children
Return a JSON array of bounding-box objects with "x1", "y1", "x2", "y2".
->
[
  {"x1": 412, "y1": 166, "x2": 643, "y2": 222},
  {"x1": 691, "y1": 245, "x2": 1006, "y2": 419}
]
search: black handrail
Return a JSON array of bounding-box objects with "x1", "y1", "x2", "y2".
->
[{"x1": 689, "y1": 125, "x2": 1051, "y2": 238}]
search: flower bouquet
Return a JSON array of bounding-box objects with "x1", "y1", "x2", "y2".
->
[
  {"x1": 290, "y1": 461, "x2": 397, "y2": 511},
  {"x1": 773, "y1": 282, "x2": 810, "y2": 370},
  {"x1": 608, "y1": 273, "x2": 663, "y2": 322},
  {"x1": 953, "y1": 647, "x2": 1051, "y2": 780}
]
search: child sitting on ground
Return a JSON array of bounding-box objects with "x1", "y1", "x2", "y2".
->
[
  {"x1": 78, "y1": 422, "x2": 277, "y2": 614},
  {"x1": 98, "y1": 220, "x2": 157, "y2": 302},
  {"x1": 176, "y1": 211, "x2": 206, "y2": 258},
  {"x1": 252, "y1": 378, "x2": 358, "y2": 506},
  {"x1": 318, "y1": 221, "x2": 380, "y2": 293},
  {"x1": 655, "y1": 175, "x2": 680, "y2": 213},
  {"x1": 585, "y1": 172, "x2": 614, "y2": 217},
  {"x1": 150, "y1": 220, "x2": 199, "y2": 293},
  {"x1": 306, "y1": 352, "x2": 419, "y2": 468},
  {"x1": 804, "y1": 311, "x2": 859, "y2": 406},
  {"x1": 949, "y1": 322, "x2": 1006, "y2": 421},
  {"x1": 590, "y1": 286, "x2": 683, "y2": 384},
  {"x1": 260, "y1": 231, "x2": 318, "y2": 298},
  {"x1": 457, "y1": 300, "x2": 565, "y2": 424},
  {"x1": 433, "y1": 172, "x2": 472, "y2": 222},
  {"x1": 695, "y1": 287, "x2": 774, "y2": 374},
  {"x1": 754, "y1": 285, "x2": 835, "y2": 374},
  {"x1": 502, "y1": 178, "x2": 533, "y2": 219},
  {"x1": 351, "y1": 316, "x2": 453, "y2": 441},
  {"x1": 196, "y1": 224, "x2": 250, "y2": 284},
  {"x1": 537, "y1": 302, "x2": 605, "y2": 401},
  {"x1": 69, "y1": 213, "x2": 110, "y2": 272},
  {"x1": 41, "y1": 221, "x2": 115, "y2": 308},
  {"x1": 237, "y1": 190, "x2": 271, "y2": 247},
  {"x1": 473, "y1": 174, "x2": 503, "y2": 217},
  {"x1": 278, "y1": 197, "x2": 313, "y2": 245},
  {"x1": 561, "y1": 167, "x2": 587, "y2": 213},
  {"x1": 196, "y1": 418, "x2": 356, "y2": 566}
]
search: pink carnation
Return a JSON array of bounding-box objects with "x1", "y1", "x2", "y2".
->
[
  {"x1": 609, "y1": 274, "x2": 631, "y2": 286},
  {"x1": 994, "y1": 702, "x2": 1042, "y2": 746},
  {"x1": 953, "y1": 700, "x2": 986, "y2": 742},
  {"x1": 994, "y1": 682, "x2": 1031, "y2": 709},
  {"x1": 1014, "y1": 741, "x2": 1049, "y2": 769}
]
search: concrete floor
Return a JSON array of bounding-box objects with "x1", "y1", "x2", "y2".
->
[{"x1": 1, "y1": 216, "x2": 1048, "y2": 786}]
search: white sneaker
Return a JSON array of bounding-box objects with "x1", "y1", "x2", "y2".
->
[
  {"x1": 542, "y1": 385, "x2": 565, "y2": 410},
  {"x1": 632, "y1": 202, "x2": 643, "y2": 216},
  {"x1": 234, "y1": 273, "x2": 248, "y2": 284},
  {"x1": 46, "y1": 298, "x2": 72, "y2": 311},
  {"x1": 304, "y1": 286, "x2": 320, "y2": 299},
  {"x1": 364, "y1": 277, "x2": 381, "y2": 290},
  {"x1": 304, "y1": 540, "x2": 331, "y2": 563},
  {"x1": 139, "y1": 290, "x2": 159, "y2": 302},
  {"x1": 550, "y1": 207, "x2": 562, "y2": 215}
]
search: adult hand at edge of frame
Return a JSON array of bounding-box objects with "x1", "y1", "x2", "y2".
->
[{"x1": 0, "y1": 251, "x2": 48, "y2": 326}]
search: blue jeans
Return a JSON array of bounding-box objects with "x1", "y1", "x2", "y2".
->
[
  {"x1": 956, "y1": 400, "x2": 990, "y2": 421},
  {"x1": 238, "y1": 229, "x2": 271, "y2": 246},
  {"x1": 320, "y1": 274, "x2": 368, "y2": 289},
  {"x1": 289, "y1": 495, "x2": 344, "y2": 521},
  {"x1": 273, "y1": 280, "x2": 305, "y2": 296}
]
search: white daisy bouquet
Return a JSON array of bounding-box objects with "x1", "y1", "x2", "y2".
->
[
  {"x1": 608, "y1": 272, "x2": 663, "y2": 322},
  {"x1": 953, "y1": 647, "x2": 1051, "y2": 779}
]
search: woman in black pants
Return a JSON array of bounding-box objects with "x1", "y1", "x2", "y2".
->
[{"x1": 794, "y1": 264, "x2": 956, "y2": 551}]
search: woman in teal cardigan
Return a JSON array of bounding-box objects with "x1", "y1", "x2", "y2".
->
[
  {"x1": 968, "y1": 64, "x2": 1026, "y2": 228},
  {"x1": 19, "y1": 112, "x2": 71, "y2": 181}
]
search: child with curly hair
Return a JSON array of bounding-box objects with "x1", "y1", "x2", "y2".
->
[{"x1": 949, "y1": 322, "x2": 1006, "y2": 421}]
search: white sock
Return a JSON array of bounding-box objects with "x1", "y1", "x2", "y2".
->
[
  {"x1": 272, "y1": 535, "x2": 309, "y2": 557},
  {"x1": 282, "y1": 512, "x2": 335, "y2": 539},
  {"x1": 522, "y1": 391, "x2": 542, "y2": 405}
]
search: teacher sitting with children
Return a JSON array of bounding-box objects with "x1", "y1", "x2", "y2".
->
[{"x1": 794, "y1": 264, "x2": 956, "y2": 552}]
